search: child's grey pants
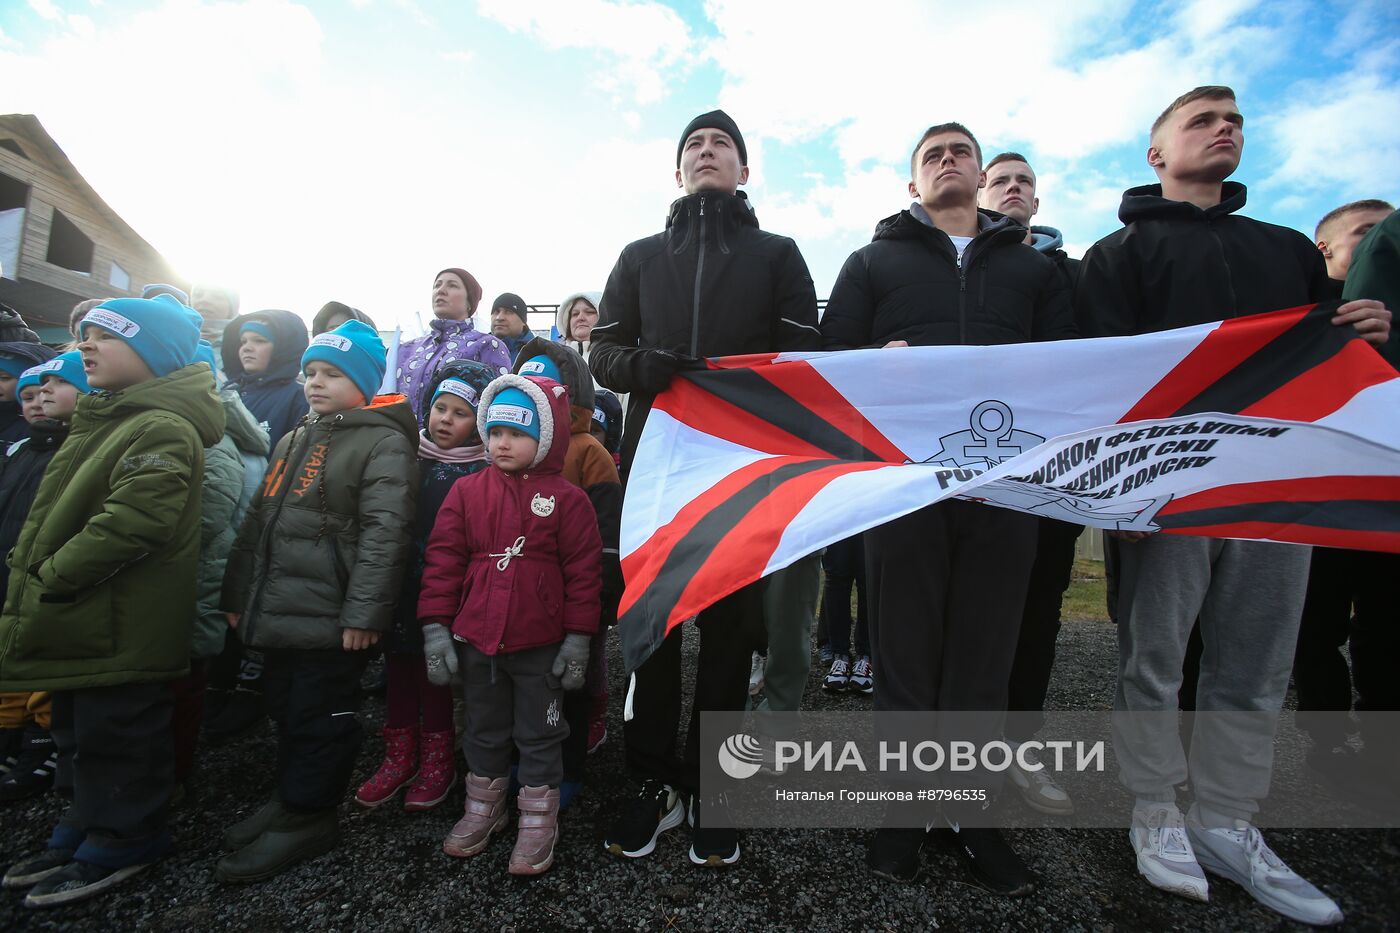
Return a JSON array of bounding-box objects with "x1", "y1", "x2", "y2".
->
[{"x1": 458, "y1": 641, "x2": 567, "y2": 788}]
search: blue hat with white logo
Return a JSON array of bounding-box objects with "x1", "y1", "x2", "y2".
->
[
  {"x1": 518, "y1": 354, "x2": 562, "y2": 384},
  {"x1": 18, "y1": 350, "x2": 90, "y2": 395},
  {"x1": 300, "y1": 319, "x2": 387, "y2": 404},
  {"x1": 483, "y1": 386, "x2": 541, "y2": 441},
  {"x1": 81, "y1": 294, "x2": 201, "y2": 378}
]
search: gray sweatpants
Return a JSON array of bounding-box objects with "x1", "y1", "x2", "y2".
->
[
  {"x1": 757, "y1": 553, "x2": 822, "y2": 714},
  {"x1": 458, "y1": 642, "x2": 568, "y2": 788},
  {"x1": 1112, "y1": 534, "x2": 1311, "y2": 821}
]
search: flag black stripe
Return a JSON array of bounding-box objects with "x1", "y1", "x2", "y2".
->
[
  {"x1": 1173, "y1": 302, "x2": 1349, "y2": 416},
  {"x1": 619, "y1": 458, "x2": 840, "y2": 672},
  {"x1": 1157, "y1": 498, "x2": 1400, "y2": 533},
  {"x1": 683, "y1": 368, "x2": 889, "y2": 462}
]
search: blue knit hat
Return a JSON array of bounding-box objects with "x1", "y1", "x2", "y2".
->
[
  {"x1": 301, "y1": 319, "x2": 387, "y2": 404},
  {"x1": 518, "y1": 354, "x2": 562, "y2": 383},
  {"x1": 142, "y1": 283, "x2": 190, "y2": 305},
  {"x1": 15, "y1": 366, "x2": 43, "y2": 394},
  {"x1": 19, "y1": 350, "x2": 90, "y2": 395},
  {"x1": 240, "y1": 320, "x2": 275, "y2": 342},
  {"x1": 194, "y1": 340, "x2": 219, "y2": 383},
  {"x1": 82, "y1": 294, "x2": 202, "y2": 378},
  {"x1": 483, "y1": 386, "x2": 541, "y2": 441},
  {"x1": 0, "y1": 356, "x2": 29, "y2": 378},
  {"x1": 432, "y1": 376, "x2": 483, "y2": 411}
]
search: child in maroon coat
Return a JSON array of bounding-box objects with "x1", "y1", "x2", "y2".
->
[{"x1": 418, "y1": 373, "x2": 601, "y2": 876}]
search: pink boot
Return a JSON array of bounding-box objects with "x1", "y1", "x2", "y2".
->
[
  {"x1": 404, "y1": 729, "x2": 455, "y2": 811},
  {"x1": 508, "y1": 785, "x2": 560, "y2": 876},
  {"x1": 442, "y1": 773, "x2": 508, "y2": 857},
  {"x1": 354, "y1": 726, "x2": 418, "y2": 808}
]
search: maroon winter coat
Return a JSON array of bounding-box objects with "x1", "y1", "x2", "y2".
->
[{"x1": 418, "y1": 374, "x2": 602, "y2": 656}]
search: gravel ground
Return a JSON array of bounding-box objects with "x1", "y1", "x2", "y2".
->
[{"x1": 3, "y1": 615, "x2": 1398, "y2": 932}]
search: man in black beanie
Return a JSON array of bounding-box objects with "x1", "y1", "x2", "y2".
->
[
  {"x1": 590, "y1": 109, "x2": 819, "y2": 870},
  {"x1": 490, "y1": 292, "x2": 536, "y2": 361}
]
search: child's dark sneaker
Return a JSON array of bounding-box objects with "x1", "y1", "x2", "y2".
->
[
  {"x1": 24, "y1": 860, "x2": 155, "y2": 908},
  {"x1": 3, "y1": 848, "x2": 74, "y2": 889},
  {"x1": 0, "y1": 726, "x2": 56, "y2": 801},
  {"x1": 688, "y1": 794, "x2": 740, "y2": 867},
  {"x1": 604, "y1": 779, "x2": 683, "y2": 858},
  {"x1": 867, "y1": 827, "x2": 925, "y2": 882}
]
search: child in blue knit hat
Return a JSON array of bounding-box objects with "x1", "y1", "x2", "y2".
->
[
  {"x1": 0, "y1": 294, "x2": 223, "y2": 907},
  {"x1": 0, "y1": 351, "x2": 89, "y2": 805},
  {"x1": 216, "y1": 319, "x2": 416, "y2": 883}
]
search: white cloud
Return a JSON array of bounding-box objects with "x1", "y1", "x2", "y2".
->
[
  {"x1": 27, "y1": 0, "x2": 63, "y2": 22},
  {"x1": 477, "y1": 0, "x2": 693, "y2": 104}
]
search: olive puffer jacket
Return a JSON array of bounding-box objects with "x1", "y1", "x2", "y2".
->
[
  {"x1": 221, "y1": 395, "x2": 417, "y2": 651},
  {"x1": 0, "y1": 364, "x2": 226, "y2": 691},
  {"x1": 191, "y1": 391, "x2": 269, "y2": 660}
]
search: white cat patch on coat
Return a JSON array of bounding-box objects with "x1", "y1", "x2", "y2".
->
[{"x1": 531, "y1": 493, "x2": 555, "y2": 517}]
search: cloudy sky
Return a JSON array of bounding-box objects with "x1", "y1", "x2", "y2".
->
[{"x1": 2, "y1": 0, "x2": 1397, "y2": 333}]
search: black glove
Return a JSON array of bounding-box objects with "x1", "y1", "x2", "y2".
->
[{"x1": 635, "y1": 348, "x2": 703, "y2": 394}]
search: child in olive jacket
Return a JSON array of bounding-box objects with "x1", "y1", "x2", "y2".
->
[
  {"x1": 217, "y1": 320, "x2": 416, "y2": 884},
  {"x1": 0, "y1": 295, "x2": 223, "y2": 908}
]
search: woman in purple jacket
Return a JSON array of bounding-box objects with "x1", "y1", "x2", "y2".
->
[{"x1": 395, "y1": 268, "x2": 511, "y2": 419}]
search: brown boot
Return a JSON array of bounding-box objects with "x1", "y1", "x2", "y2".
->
[
  {"x1": 442, "y1": 773, "x2": 507, "y2": 858},
  {"x1": 508, "y1": 785, "x2": 560, "y2": 876}
]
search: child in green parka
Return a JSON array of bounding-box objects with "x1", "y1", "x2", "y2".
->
[{"x1": 0, "y1": 294, "x2": 224, "y2": 909}]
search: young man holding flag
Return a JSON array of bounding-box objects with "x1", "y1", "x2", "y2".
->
[
  {"x1": 589, "y1": 110, "x2": 820, "y2": 868},
  {"x1": 1076, "y1": 86, "x2": 1388, "y2": 926},
  {"x1": 821, "y1": 122, "x2": 1075, "y2": 895}
]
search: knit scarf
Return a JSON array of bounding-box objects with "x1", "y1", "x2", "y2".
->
[{"x1": 418, "y1": 431, "x2": 486, "y2": 464}]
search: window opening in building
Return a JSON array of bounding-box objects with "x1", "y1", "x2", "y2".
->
[{"x1": 46, "y1": 209, "x2": 93, "y2": 274}]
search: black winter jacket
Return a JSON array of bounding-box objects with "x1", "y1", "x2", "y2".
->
[
  {"x1": 221, "y1": 309, "x2": 311, "y2": 454},
  {"x1": 1075, "y1": 182, "x2": 1332, "y2": 337},
  {"x1": 0, "y1": 419, "x2": 68, "y2": 599},
  {"x1": 821, "y1": 208, "x2": 1076, "y2": 350},
  {"x1": 589, "y1": 190, "x2": 821, "y2": 473}
]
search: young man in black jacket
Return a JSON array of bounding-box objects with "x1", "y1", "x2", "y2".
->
[
  {"x1": 821, "y1": 122, "x2": 1074, "y2": 896},
  {"x1": 589, "y1": 110, "x2": 820, "y2": 868},
  {"x1": 1076, "y1": 86, "x2": 1389, "y2": 927}
]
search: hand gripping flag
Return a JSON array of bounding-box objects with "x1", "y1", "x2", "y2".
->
[{"x1": 616, "y1": 302, "x2": 1400, "y2": 672}]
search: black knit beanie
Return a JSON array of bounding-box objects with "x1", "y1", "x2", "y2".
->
[
  {"x1": 492, "y1": 292, "x2": 529, "y2": 323},
  {"x1": 676, "y1": 110, "x2": 747, "y2": 167}
]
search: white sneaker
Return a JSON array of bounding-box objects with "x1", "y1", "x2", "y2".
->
[
  {"x1": 1007, "y1": 741, "x2": 1074, "y2": 815},
  {"x1": 748, "y1": 652, "x2": 765, "y2": 697},
  {"x1": 1129, "y1": 802, "x2": 1209, "y2": 902},
  {"x1": 1186, "y1": 811, "x2": 1343, "y2": 926}
]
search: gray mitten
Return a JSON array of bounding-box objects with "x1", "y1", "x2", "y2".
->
[
  {"x1": 550, "y1": 633, "x2": 591, "y2": 691},
  {"x1": 422, "y1": 622, "x2": 458, "y2": 687}
]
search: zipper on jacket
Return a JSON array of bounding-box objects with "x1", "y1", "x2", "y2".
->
[{"x1": 690, "y1": 196, "x2": 707, "y2": 357}]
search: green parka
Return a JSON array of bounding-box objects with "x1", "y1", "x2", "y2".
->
[
  {"x1": 0, "y1": 364, "x2": 225, "y2": 691},
  {"x1": 220, "y1": 395, "x2": 417, "y2": 651},
  {"x1": 192, "y1": 391, "x2": 269, "y2": 660}
]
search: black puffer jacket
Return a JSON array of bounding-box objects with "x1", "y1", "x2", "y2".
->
[
  {"x1": 0, "y1": 419, "x2": 68, "y2": 598},
  {"x1": 221, "y1": 395, "x2": 418, "y2": 650},
  {"x1": 589, "y1": 190, "x2": 820, "y2": 473},
  {"x1": 821, "y1": 208, "x2": 1075, "y2": 350},
  {"x1": 1075, "y1": 182, "x2": 1332, "y2": 337}
]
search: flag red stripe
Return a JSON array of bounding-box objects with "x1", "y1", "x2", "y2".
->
[
  {"x1": 1119, "y1": 306, "x2": 1311, "y2": 422},
  {"x1": 1237, "y1": 339, "x2": 1398, "y2": 421},
  {"x1": 652, "y1": 378, "x2": 837, "y2": 460},
  {"x1": 1157, "y1": 475, "x2": 1400, "y2": 515},
  {"x1": 752, "y1": 360, "x2": 909, "y2": 463}
]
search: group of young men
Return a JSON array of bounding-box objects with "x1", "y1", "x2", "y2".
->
[{"x1": 585, "y1": 89, "x2": 1393, "y2": 928}]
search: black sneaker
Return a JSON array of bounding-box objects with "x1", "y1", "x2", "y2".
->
[
  {"x1": 0, "y1": 726, "x2": 57, "y2": 802},
  {"x1": 604, "y1": 780, "x2": 684, "y2": 858},
  {"x1": 0, "y1": 727, "x2": 22, "y2": 774},
  {"x1": 868, "y1": 827, "x2": 925, "y2": 882},
  {"x1": 3, "y1": 848, "x2": 75, "y2": 889},
  {"x1": 940, "y1": 822, "x2": 1035, "y2": 896},
  {"x1": 688, "y1": 795, "x2": 740, "y2": 867},
  {"x1": 24, "y1": 860, "x2": 154, "y2": 908},
  {"x1": 202, "y1": 687, "x2": 264, "y2": 745}
]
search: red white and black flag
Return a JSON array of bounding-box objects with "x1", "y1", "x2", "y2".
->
[{"x1": 617, "y1": 303, "x2": 1400, "y2": 672}]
